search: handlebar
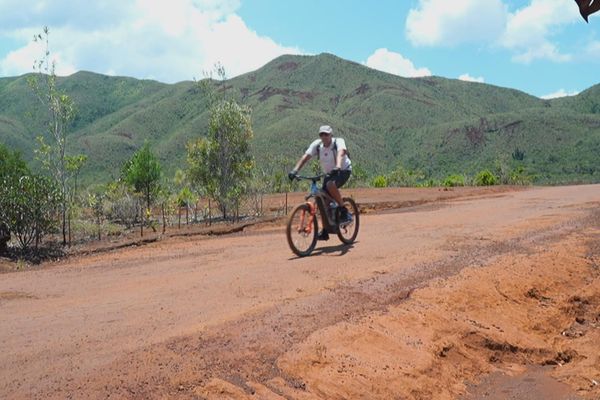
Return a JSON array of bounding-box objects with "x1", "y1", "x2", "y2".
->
[{"x1": 293, "y1": 173, "x2": 326, "y2": 182}]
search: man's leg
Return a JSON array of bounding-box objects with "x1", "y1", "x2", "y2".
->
[
  {"x1": 326, "y1": 180, "x2": 344, "y2": 205},
  {"x1": 326, "y1": 179, "x2": 352, "y2": 224}
]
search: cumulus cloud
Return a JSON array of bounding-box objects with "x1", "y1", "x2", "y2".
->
[
  {"x1": 540, "y1": 89, "x2": 579, "y2": 99},
  {"x1": 406, "y1": 0, "x2": 507, "y2": 47},
  {"x1": 364, "y1": 48, "x2": 431, "y2": 78},
  {"x1": 500, "y1": 0, "x2": 578, "y2": 63},
  {"x1": 0, "y1": 0, "x2": 302, "y2": 81},
  {"x1": 405, "y1": 0, "x2": 580, "y2": 64},
  {"x1": 0, "y1": 38, "x2": 77, "y2": 76},
  {"x1": 458, "y1": 73, "x2": 484, "y2": 83}
]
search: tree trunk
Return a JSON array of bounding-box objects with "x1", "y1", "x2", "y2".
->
[
  {"x1": 35, "y1": 224, "x2": 39, "y2": 250},
  {"x1": 162, "y1": 203, "x2": 166, "y2": 234},
  {"x1": 146, "y1": 185, "x2": 151, "y2": 211},
  {"x1": 68, "y1": 210, "x2": 71, "y2": 247},
  {"x1": 62, "y1": 206, "x2": 67, "y2": 246},
  {"x1": 140, "y1": 205, "x2": 144, "y2": 237},
  {"x1": 208, "y1": 198, "x2": 212, "y2": 226}
]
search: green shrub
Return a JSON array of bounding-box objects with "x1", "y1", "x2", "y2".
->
[
  {"x1": 0, "y1": 174, "x2": 61, "y2": 250},
  {"x1": 474, "y1": 170, "x2": 498, "y2": 186},
  {"x1": 442, "y1": 174, "x2": 465, "y2": 187},
  {"x1": 509, "y1": 165, "x2": 534, "y2": 185},
  {"x1": 387, "y1": 163, "x2": 426, "y2": 187},
  {"x1": 416, "y1": 179, "x2": 438, "y2": 188},
  {"x1": 371, "y1": 175, "x2": 388, "y2": 188}
]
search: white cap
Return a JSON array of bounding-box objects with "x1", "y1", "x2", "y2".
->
[{"x1": 319, "y1": 125, "x2": 333, "y2": 135}]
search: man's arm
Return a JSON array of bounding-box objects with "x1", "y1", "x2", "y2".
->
[
  {"x1": 289, "y1": 154, "x2": 311, "y2": 180},
  {"x1": 293, "y1": 154, "x2": 311, "y2": 172},
  {"x1": 335, "y1": 149, "x2": 347, "y2": 169}
]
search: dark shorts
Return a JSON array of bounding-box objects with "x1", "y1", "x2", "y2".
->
[{"x1": 322, "y1": 169, "x2": 351, "y2": 192}]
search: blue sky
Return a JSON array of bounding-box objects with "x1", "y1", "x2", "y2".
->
[{"x1": 0, "y1": 0, "x2": 598, "y2": 99}]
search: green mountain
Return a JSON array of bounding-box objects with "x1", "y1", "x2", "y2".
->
[{"x1": 1, "y1": 53, "x2": 599, "y2": 185}]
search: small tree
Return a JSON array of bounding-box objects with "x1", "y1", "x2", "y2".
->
[
  {"x1": 28, "y1": 26, "x2": 81, "y2": 246},
  {"x1": 172, "y1": 169, "x2": 197, "y2": 224},
  {"x1": 176, "y1": 186, "x2": 195, "y2": 224},
  {"x1": 248, "y1": 168, "x2": 271, "y2": 216},
  {"x1": 264, "y1": 155, "x2": 293, "y2": 194},
  {"x1": 0, "y1": 174, "x2": 61, "y2": 251},
  {"x1": 104, "y1": 181, "x2": 138, "y2": 228},
  {"x1": 65, "y1": 154, "x2": 87, "y2": 244},
  {"x1": 0, "y1": 145, "x2": 30, "y2": 252},
  {"x1": 122, "y1": 141, "x2": 162, "y2": 211},
  {"x1": 86, "y1": 192, "x2": 104, "y2": 240},
  {"x1": 187, "y1": 99, "x2": 254, "y2": 220}
]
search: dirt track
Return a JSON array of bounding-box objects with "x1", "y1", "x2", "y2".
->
[{"x1": 1, "y1": 185, "x2": 599, "y2": 399}]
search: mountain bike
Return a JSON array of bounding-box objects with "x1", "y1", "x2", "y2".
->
[{"x1": 286, "y1": 174, "x2": 360, "y2": 257}]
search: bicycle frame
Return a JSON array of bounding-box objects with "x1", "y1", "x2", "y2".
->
[{"x1": 296, "y1": 175, "x2": 338, "y2": 235}]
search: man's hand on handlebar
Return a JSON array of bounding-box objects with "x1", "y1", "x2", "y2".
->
[
  {"x1": 329, "y1": 167, "x2": 340, "y2": 177},
  {"x1": 288, "y1": 169, "x2": 298, "y2": 181}
]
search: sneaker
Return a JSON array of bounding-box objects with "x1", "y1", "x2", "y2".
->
[
  {"x1": 339, "y1": 208, "x2": 353, "y2": 225},
  {"x1": 317, "y1": 230, "x2": 330, "y2": 241}
]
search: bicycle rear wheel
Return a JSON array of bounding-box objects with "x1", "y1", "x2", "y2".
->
[
  {"x1": 286, "y1": 204, "x2": 318, "y2": 257},
  {"x1": 336, "y1": 197, "x2": 359, "y2": 244}
]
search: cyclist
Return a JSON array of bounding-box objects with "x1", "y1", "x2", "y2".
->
[{"x1": 289, "y1": 125, "x2": 352, "y2": 240}]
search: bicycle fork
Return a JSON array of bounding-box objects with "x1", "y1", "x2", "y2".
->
[{"x1": 297, "y1": 201, "x2": 317, "y2": 234}]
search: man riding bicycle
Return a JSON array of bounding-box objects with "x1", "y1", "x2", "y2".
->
[{"x1": 289, "y1": 125, "x2": 352, "y2": 240}]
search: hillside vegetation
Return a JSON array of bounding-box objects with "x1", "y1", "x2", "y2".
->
[{"x1": 1, "y1": 53, "x2": 599, "y2": 185}]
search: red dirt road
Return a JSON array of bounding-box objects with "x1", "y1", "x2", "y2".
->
[{"x1": 1, "y1": 185, "x2": 599, "y2": 399}]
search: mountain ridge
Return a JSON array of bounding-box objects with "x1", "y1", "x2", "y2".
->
[{"x1": 1, "y1": 53, "x2": 598, "y2": 185}]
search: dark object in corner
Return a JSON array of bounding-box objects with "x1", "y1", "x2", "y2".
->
[{"x1": 575, "y1": 0, "x2": 600, "y2": 22}]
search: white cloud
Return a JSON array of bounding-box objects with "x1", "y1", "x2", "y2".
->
[
  {"x1": 500, "y1": 0, "x2": 578, "y2": 63},
  {"x1": 405, "y1": 0, "x2": 581, "y2": 64},
  {"x1": 364, "y1": 48, "x2": 431, "y2": 78},
  {"x1": 1, "y1": 38, "x2": 76, "y2": 76},
  {"x1": 0, "y1": 0, "x2": 302, "y2": 81},
  {"x1": 540, "y1": 89, "x2": 579, "y2": 99},
  {"x1": 406, "y1": 0, "x2": 508, "y2": 47},
  {"x1": 458, "y1": 73, "x2": 484, "y2": 83}
]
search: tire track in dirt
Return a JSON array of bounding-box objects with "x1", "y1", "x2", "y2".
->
[{"x1": 49, "y1": 206, "x2": 600, "y2": 399}]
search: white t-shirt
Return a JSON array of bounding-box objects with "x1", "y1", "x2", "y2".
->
[{"x1": 305, "y1": 137, "x2": 352, "y2": 173}]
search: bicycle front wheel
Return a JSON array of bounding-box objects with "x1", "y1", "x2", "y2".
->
[
  {"x1": 337, "y1": 197, "x2": 360, "y2": 244},
  {"x1": 286, "y1": 204, "x2": 318, "y2": 257}
]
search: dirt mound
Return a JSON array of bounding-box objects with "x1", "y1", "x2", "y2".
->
[{"x1": 272, "y1": 226, "x2": 600, "y2": 399}]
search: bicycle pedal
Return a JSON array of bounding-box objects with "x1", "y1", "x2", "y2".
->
[{"x1": 338, "y1": 221, "x2": 352, "y2": 228}]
